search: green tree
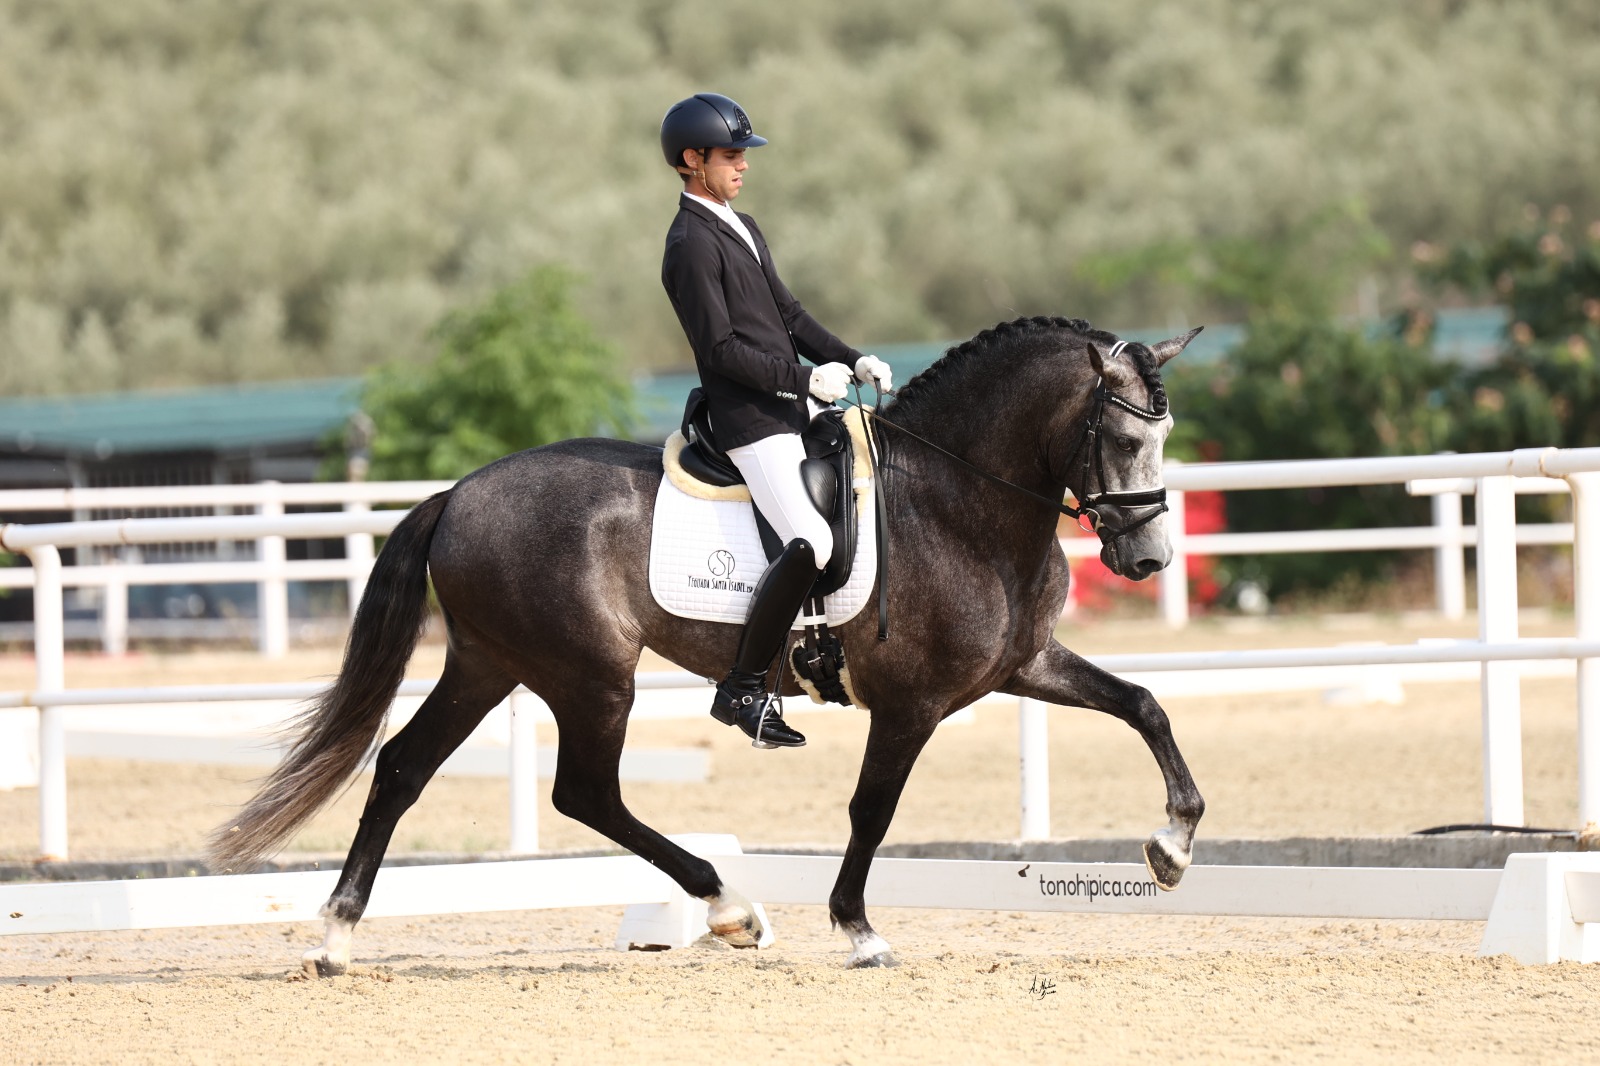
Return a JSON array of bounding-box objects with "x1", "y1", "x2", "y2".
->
[
  {"x1": 362, "y1": 268, "x2": 634, "y2": 481},
  {"x1": 1421, "y1": 209, "x2": 1600, "y2": 452},
  {"x1": 1148, "y1": 205, "x2": 1459, "y2": 598},
  {"x1": 1166, "y1": 317, "x2": 1457, "y2": 598}
]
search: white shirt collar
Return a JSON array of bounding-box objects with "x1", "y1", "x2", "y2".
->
[{"x1": 682, "y1": 191, "x2": 760, "y2": 262}]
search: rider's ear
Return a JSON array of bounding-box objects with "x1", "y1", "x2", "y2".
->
[
  {"x1": 1087, "y1": 342, "x2": 1139, "y2": 390},
  {"x1": 1149, "y1": 326, "x2": 1204, "y2": 367}
]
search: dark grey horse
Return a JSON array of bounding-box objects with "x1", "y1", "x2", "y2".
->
[{"x1": 209, "y1": 315, "x2": 1206, "y2": 974}]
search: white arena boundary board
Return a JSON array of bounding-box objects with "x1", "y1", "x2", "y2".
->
[{"x1": 5, "y1": 851, "x2": 1598, "y2": 965}]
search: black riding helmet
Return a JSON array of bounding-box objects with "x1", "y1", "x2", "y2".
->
[{"x1": 660, "y1": 93, "x2": 768, "y2": 168}]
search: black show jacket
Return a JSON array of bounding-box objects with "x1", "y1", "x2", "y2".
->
[{"x1": 662, "y1": 195, "x2": 862, "y2": 450}]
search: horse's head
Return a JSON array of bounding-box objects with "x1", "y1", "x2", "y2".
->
[{"x1": 1070, "y1": 327, "x2": 1203, "y2": 581}]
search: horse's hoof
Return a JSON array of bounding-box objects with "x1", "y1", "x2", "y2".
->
[
  {"x1": 301, "y1": 950, "x2": 347, "y2": 978},
  {"x1": 708, "y1": 911, "x2": 763, "y2": 948},
  {"x1": 844, "y1": 930, "x2": 897, "y2": 969},
  {"x1": 1142, "y1": 833, "x2": 1191, "y2": 891},
  {"x1": 706, "y1": 889, "x2": 766, "y2": 948},
  {"x1": 846, "y1": 950, "x2": 898, "y2": 969}
]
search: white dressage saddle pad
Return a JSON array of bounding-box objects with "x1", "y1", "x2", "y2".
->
[{"x1": 648, "y1": 450, "x2": 878, "y2": 627}]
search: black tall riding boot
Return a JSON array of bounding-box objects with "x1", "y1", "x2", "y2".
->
[{"x1": 710, "y1": 538, "x2": 818, "y2": 748}]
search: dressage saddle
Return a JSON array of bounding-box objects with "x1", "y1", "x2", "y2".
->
[{"x1": 678, "y1": 387, "x2": 858, "y2": 598}]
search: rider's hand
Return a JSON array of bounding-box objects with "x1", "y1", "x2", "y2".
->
[
  {"x1": 808, "y1": 361, "x2": 853, "y2": 403},
  {"x1": 854, "y1": 354, "x2": 893, "y2": 392}
]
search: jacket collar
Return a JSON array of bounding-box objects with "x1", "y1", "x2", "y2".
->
[{"x1": 678, "y1": 194, "x2": 762, "y2": 260}]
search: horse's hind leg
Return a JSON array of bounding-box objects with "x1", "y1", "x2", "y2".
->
[
  {"x1": 544, "y1": 676, "x2": 764, "y2": 947},
  {"x1": 1003, "y1": 639, "x2": 1205, "y2": 889},
  {"x1": 304, "y1": 645, "x2": 515, "y2": 977}
]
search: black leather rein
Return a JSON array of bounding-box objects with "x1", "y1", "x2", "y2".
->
[{"x1": 858, "y1": 379, "x2": 1171, "y2": 543}]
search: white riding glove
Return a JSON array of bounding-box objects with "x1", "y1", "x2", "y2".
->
[
  {"x1": 808, "y1": 361, "x2": 853, "y2": 403},
  {"x1": 854, "y1": 354, "x2": 893, "y2": 392}
]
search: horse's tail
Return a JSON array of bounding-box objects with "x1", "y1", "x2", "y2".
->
[{"x1": 206, "y1": 490, "x2": 453, "y2": 872}]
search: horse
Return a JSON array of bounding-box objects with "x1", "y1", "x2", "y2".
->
[{"x1": 208, "y1": 315, "x2": 1207, "y2": 974}]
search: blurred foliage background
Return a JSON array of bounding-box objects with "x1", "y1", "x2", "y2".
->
[
  {"x1": 4, "y1": 0, "x2": 1600, "y2": 397},
  {"x1": 7, "y1": 0, "x2": 1600, "y2": 603}
]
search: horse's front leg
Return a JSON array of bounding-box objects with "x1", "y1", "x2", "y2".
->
[
  {"x1": 829, "y1": 708, "x2": 942, "y2": 968},
  {"x1": 1001, "y1": 639, "x2": 1204, "y2": 889}
]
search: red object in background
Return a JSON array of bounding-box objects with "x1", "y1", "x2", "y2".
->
[{"x1": 1061, "y1": 489, "x2": 1226, "y2": 614}]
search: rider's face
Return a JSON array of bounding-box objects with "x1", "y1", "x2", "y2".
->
[{"x1": 689, "y1": 146, "x2": 748, "y2": 202}]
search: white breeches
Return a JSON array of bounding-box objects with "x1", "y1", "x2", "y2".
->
[{"x1": 726, "y1": 420, "x2": 835, "y2": 570}]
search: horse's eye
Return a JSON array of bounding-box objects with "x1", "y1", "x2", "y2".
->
[{"x1": 1116, "y1": 436, "x2": 1136, "y2": 453}]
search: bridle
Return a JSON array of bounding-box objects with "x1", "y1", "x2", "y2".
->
[
  {"x1": 1057, "y1": 346, "x2": 1171, "y2": 541},
  {"x1": 859, "y1": 339, "x2": 1171, "y2": 547}
]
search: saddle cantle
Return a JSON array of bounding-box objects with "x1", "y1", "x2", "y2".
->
[{"x1": 676, "y1": 387, "x2": 858, "y2": 599}]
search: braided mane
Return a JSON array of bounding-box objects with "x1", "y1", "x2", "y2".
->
[{"x1": 884, "y1": 316, "x2": 1168, "y2": 417}]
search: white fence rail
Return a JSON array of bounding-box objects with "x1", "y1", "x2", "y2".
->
[
  {"x1": 2, "y1": 446, "x2": 1599, "y2": 861},
  {"x1": 4, "y1": 841, "x2": 1598, "y2": 965},
  {"x1": 0, "y1": 454, "x2": 1585, "y2": 652}
]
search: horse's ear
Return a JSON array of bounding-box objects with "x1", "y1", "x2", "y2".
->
[
  {"x1": 1086, "y1": 341, "x2": 1139, "y2": 389},
  {"x1": 1150, "y1": 326, "x2": 1204, "y2": 367}
]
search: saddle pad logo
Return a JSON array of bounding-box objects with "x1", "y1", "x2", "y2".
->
[{"x1": 689, "y1": 548, "x2": 754, "y2": 594}]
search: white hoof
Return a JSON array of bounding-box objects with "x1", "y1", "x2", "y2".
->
[
  {"x1": 706, "y1": 890, "x2": 764, "y2": 948},
  {"x1": 1143, "y1": 827, "x2": 1192, "y2": 891},
  {"x1": 302, "y1": 918, "x2": 353, "y2": 977},
  {"x1": 844, "y1": 930, "x2": 897, "y2": 969}
]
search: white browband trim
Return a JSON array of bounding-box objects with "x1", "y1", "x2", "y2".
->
[{"x1": 1107, "y1": 339, "x2": 1129, "y2": 360}]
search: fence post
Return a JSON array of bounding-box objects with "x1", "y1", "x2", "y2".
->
[
  {"x1": 1476, "y1": 476, "x2": 1524, "y2": 825},
  {"x1": 100, "y1": 555, "x2": 128, "y2": 656},
  {"x1": 1159, "y1": 482, "x2": 1189, "y2": 628},
  {"x1": 1018, "y1": 697, "x2": 1050, "y2": 840},
  {"x1": 509, "y1": 690, "x2": 540, "y2": 854},
  {"x1": 1433, "y1": 488, "x2": 1467, "y2": 621},
  {"x1": 344, "y1": 501, "x2": 374, "y2": 618},
  {"x1": 1569, "y1": 471, "x2": 1600, "y2": 843},
  {"x1": 258, "y1": 487, "x2": 288, "y2": 658},
  {"x1": 28, "y1": 545, "x2": 68, "y2": 860}
]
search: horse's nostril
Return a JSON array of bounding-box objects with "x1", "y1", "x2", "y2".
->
[{"x1": 1134, "y1": 557, "x2": 1163, "y2": 578}]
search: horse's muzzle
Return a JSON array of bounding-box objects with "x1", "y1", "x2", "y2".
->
[{"x1": 1100, "y1": 542, "x2": 1168, "y2": 581}]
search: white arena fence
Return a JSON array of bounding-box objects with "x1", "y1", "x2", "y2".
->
[
  {"x1": 2, "y1": 834, "x2": 1598, "y2": 966},
  {"x1": 0, "y1": 465, "x2": 1580, "y2": 652},
  {"x1": 0, "y1": 446, "x2": 1598, "y2": 861}
]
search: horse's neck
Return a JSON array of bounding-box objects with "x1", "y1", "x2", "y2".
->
[
  {"x1": 890, "y1": 367, "x2": 1095, "y2": 500},
  {"x1": 885, "y1": 371, "x2": 1095, "y2": 558}
]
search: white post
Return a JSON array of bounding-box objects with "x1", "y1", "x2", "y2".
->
[
  {"x1": 1159, "y1": 483, "x2": 1189, "y2": 628},
  {"x1": 100, "y1": 559, "x2": 128, "y2": 656},
  {"x1": 1018, "y1": 697, "x2": 1050, "y2": 840},
  {"x1": 258, "y1": 488, "x2": 288, "y2": 658},
  {"x1": 344, "y1": 500, "x2": 375, "y2": 618},
  {"x1": 28, "y1": 545, "x2": 68, "y2": 860},
  {"x1": 1569, "y1": 472, "x2": 1600, "y2": 842},
  {"x1": 1476, "y1": 476, "x2": 1524, "y2": 825},
  {"x1": 509, "y1": 691, "x2": 540, "y2": 854},
  {"x1": 1433, "y1": 488, "x2": 1466, "y2": 621}
]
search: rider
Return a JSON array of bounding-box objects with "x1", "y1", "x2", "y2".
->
[{"x1": 660, "y1": 92, "x2": 891, "y2": 749}]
